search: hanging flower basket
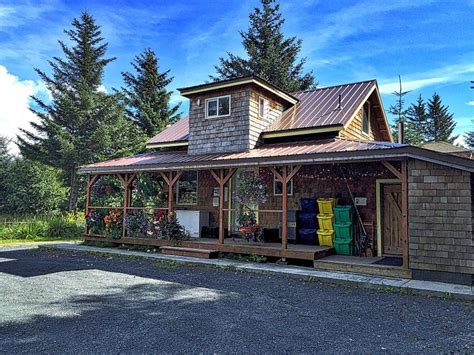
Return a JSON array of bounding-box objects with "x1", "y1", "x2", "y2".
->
[{"x1": 234, "y1": 171, "x2": 268, "y2": 206}]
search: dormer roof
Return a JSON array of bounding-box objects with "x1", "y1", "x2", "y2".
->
[{"x1": 178, "y1": 75, "x2": 299, "y2": 106}]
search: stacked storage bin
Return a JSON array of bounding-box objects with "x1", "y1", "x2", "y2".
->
[
  {"x1": 298, "y1": 199, "x2": 317, "y2": 245},
  {"x1": 333, "y1": 205, "x2": 353, "y2": 255},
  {"x1": 316, "y1": 198, "x2": 336, "y2": 247}
]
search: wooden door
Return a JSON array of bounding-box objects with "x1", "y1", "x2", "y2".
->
[{"x1": 382, "y1": 184, "x2": 402, "y2": 255}]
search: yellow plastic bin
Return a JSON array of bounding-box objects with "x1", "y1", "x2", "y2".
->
[
  {"x1": 317, "y1": 229, "x2": 335, "y2": 247},
  {"x1": 317, "y1": 198, "x2": 336, "y2": 214},
  {"x1": 317, "y1": 214, "x2": 334, "y2": 230}
]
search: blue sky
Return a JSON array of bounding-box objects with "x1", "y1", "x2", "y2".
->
[{"x1": 0, "y1": 0, "x2": 473, "y2": 151}]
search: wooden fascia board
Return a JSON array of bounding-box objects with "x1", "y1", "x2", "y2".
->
[
  {"x1": 262, "y1": 125, "x2": 343, "y2": 139},
  {"x1": 146, "y1": 141, "x2": 188, "y2": 149},
  {"x1": 372, "y1": 84, "x2": 393, "y2": 142},
  {"x1": 341, "y1": 84, "x2": 393, "y2": 142}
]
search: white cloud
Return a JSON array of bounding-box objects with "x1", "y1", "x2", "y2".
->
[
  {"x1": 300, "y1": 0, "x2": 435, "y2": 55},
  {"x1": 378, "y1": 62, "x2": 474, "y2": 94},
  {"x1": 466, "y1": 101, "x2": 474, "y2": 106},
  {"x1": 0, "y1": 65, "x2": 50, "y2": 154}
]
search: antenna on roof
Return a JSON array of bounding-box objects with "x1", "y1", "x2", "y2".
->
[{"x1": 337, "y1": 94, "x2": 343, "y2": 110}]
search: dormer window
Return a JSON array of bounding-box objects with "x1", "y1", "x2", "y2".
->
[
  {"x1": 362, "y1": 101, "x2": 370, "y2": 134},
  {"x1": 206, "y1": 95, "x2": 231, "y2": 118},
  {"x1": 259, "y1": 96, "x2": 269, "y2": 119}
]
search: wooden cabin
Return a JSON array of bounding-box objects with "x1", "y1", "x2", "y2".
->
[{"x1": 80, "y1": 76, "x2": 474, "y2": 285}]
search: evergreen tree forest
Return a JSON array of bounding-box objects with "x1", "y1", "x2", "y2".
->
[{"x1": 1, "y1": 2, "x2": 470, "y2": 218}]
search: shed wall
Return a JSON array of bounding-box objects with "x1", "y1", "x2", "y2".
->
[{"x1": 408, "y1": 159, "x2": 473, "y2": 284}]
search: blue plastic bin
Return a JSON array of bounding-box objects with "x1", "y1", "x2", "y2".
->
[{"x1": 299, "y1": 213, "x2": 317, "y2": 229}]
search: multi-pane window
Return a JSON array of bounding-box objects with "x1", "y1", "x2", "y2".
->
[
  {"x1": 206, "y1": 95, "x2": 231, "y2": 118},
  {"x1": 362, "y1": 101, "x2": 370, "y2": 134},
  {"x1": 176, "y1": 171, "x2": 198, "y2": 205}
]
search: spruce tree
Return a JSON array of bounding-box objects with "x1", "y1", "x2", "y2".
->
[
  {"x1": 388, "y1": 76, "x2": 417, "y2": 143},
  {"x1": 425, "y1": 93, "x2": 457, "y2": 143},
  {"x1": 17, "y1": 12, "x2": 142, "y2": 211},
  {"x1": 405, "y1": 95, "x2": 428, "y2": 146},
  {"x1": 121, "y1": 49, "x2": 180, "y2": 137},
  {"x1": 212, "y1": 0, "x2": 315, "y2": 92}
]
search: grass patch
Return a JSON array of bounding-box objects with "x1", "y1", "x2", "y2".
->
[
  {"x1": 154, "y1": 260, "x2": 183, "y2": 269},
  {"x1": 0, "y1": 238, "x2": 81, "y2": 247},
  {"x1": 0, "y1": 213, "x2": 84, "y2": 241}
]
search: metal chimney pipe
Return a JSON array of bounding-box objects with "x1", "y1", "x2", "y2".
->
[{"x1": 398, "y1": 121, "x2": 405, "y2": 144}]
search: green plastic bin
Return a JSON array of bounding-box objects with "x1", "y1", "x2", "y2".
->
[
  {"x1": 334, "y1": 221, "x2": 352, "y2": 239},
  {"x1": 333, "y1": 205, "x2": 353, "y2": 222},
  {"x1": 334, "y1": 238, "x2": 352, "y2": 255}
]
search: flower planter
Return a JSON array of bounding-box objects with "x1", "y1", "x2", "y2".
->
[{"x1": 239, "y1": 226, "x2": 258, "y2": 234}]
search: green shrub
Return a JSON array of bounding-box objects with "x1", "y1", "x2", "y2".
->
[{"x1": 0, "y1": 212, "x2": 84, "y2": 240}]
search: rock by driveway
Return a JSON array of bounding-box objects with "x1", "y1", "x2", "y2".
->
[{"x1": 0, "y1": 248, "x2": 472, "y2": 353}]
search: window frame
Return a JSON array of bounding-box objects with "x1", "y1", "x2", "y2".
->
[
  {"x1": 176, "y1": 171, "x2": 198, "y2": 205},
  {"x1": 259, "y1": 96, "x2": 269, "y2": 119},
  {"x1": 205, "y1": 95, "x2": 231, "y2": 119},
  {"x1": 362, "y1": 101, "x2": 371, "y2": 135},
  {"x1": 273, "y1": 166, "x2": 294, "y2": 196}
]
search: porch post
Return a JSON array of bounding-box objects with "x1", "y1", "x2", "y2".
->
[
  {"x1": 85, "y1": 174, "x2": 98, "y2": 235},
  {"x1": 270, "y1": 165, "x2": 301, "y2": 252},
  {"x1": 118, "y1": 173, "x2": 136, "y2": 239},
  {"x1": 210, "y1": 168, "x2": 237, "y2": 244},
  {"x1": 160, "y1": 171, "x2": 183, "y2": 219},
  {"x1": 401, "y1": 159, "x2": 409, "y2": 269},
  {"x1": 281, "y1": 166, "x2": 288, "y2": 251}
]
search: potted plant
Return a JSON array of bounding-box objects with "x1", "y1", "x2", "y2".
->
[
  {"x1": 237, "y1": 208, "x2": 258, "y2": 234},
  {"x1": 234, "y1": 171, "x2": 268, "y2": 241}
]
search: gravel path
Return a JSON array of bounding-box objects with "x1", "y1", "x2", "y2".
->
[{"x1": 0, "y1": 248, "x2": 472, "y2": 353}]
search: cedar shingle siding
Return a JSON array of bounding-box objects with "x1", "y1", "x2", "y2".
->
[
  {"x1": 408, "y1": 160, "x2": 473, "y2": 284},
  {"x1": 187, "y1": 86, "x2": 283, "y2": 155}
]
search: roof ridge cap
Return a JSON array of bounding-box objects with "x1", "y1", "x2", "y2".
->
[{"x1": 293, "y1": 79, "x2": 376, "y2": 95}]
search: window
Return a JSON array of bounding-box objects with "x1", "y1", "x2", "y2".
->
[
  {"x1": 176, "y1": 171, "x2": 198, "y2": 205},
  {"x1": 206, "y1": 95, "x2": 231, "y2": 118},
  {"x1": 362, "y1": 101, "x2": 370, "y2": 134},
  {"x1": 274, "y1": 166, "x2": 294, "y2": 196},
  {"x1": 259, "y1": 96, "x2": 269, "y2": 119}
]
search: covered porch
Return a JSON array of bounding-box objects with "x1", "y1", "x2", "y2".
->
[{"x1": 81, "y1": 144, "x2": 410, "y2": 273}]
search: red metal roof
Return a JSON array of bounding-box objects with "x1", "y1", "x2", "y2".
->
[
  {"x1": 81, "y1": 138, "x2": 406, "y2": 173},
  {"x1": 146, "y1": 116, "x2": 189, "y2": 145},
  {"x1": 145, "y1": 80, "x2": 377, "y2": 146},
  {"x1": 265, "y1": 80, "x2": 376, "y2": 132}
]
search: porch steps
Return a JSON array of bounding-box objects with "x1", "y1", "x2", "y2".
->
[
  {"x1": 160, "y1": 246, "x2": 219, "y2": 259},
  {"x1": 313, "y1": 258, "x2": 412, "y2": 279}
]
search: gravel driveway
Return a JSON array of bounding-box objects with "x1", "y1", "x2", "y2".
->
[{"x1": 0, "y1": 248, "x2": 472, "y2": 353}]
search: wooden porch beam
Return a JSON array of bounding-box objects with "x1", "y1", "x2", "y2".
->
[
  {"x1": 382, "y1": 161, "x2": 402, "y2": 180},
  {"x1": 269, "y1": 167, "x2": 284, "y2": 183},
  {"x1": 286, "y1": 165, "x2": 302, "y2": 183},
  {"x1": 401, "y1": 160, "x2": 409, "y2": 269}
]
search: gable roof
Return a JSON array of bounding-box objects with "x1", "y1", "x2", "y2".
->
[
  {"x1": 146, "y1": 116, "x2": 189, "y2": 148},
  {"x1": 146, "y1": 79, "x2": 391, "y2": 147},
  {"x1": 264, "y1": 80, "x2": 376, "y2": 133}
]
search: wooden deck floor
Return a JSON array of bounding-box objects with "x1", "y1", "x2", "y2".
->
[{"x1": 84, "y1": 235, "x2": 334, "y2": 261}]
